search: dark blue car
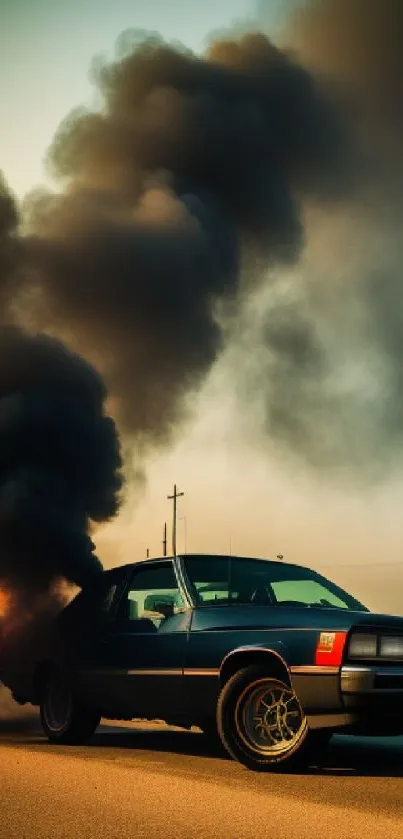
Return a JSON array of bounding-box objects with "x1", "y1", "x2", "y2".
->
[{"x1": 6, "y1": 553, "x2": 403, "y2": 771}]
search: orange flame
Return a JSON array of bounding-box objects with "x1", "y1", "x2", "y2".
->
[{"x1": 0, "y1": 588, "x2": 10, "y2": 619}]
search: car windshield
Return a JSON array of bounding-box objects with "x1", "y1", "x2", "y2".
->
[{"x1": 183, "y1": 556, "x2": 368, "y2": 611}]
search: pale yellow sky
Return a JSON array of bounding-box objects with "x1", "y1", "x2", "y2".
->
[
  {"x1": 96, "y1": 356, "x2": 403, "y2": 617},
  {"x1": 0, "y1": 0, "x2": 255, "y2": 198}
]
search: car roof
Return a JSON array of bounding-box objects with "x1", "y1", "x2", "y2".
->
[{"x1": 109, "y1": 554, "x2": 309, "y2": 575}]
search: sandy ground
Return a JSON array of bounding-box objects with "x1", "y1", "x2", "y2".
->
[{"x1": 2, "y1": 708, "x2": 403, "y2": 838}]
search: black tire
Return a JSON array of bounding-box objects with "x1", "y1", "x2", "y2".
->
[
  {"x1": 217, "y1": 666, "x2": 311, "y2": 771},
  {"x1": 39, "y1": 669, "x2": 101, "y2": 745}
]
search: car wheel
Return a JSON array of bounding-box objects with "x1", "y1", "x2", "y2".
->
[
  {"x1": 40, "y1": 669, "x2": 101, "y2": 745},
  {"x1": 217, "y1": 666, "x2": 310, "y2": 771}
]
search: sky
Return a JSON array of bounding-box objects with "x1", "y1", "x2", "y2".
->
[
  {"x1": 0, "y1": 0, "x2": 258, "y2": 196},
  {"x1": 1, "y1": 0, "x2": 403, "y2": 615}
]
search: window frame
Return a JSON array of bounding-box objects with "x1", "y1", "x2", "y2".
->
[{"x1": 116, "y1": 559, "x2": 192, "y2": 624}]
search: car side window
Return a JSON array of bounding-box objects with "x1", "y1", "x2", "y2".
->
[
  {"x1": 120, "y1": 563, "x2": 187, "y2": 631},
  {"x1": 184, "y1": 556, "x2": 275, "y2": 605},
  {"x1": 185, "y1": 556, "x2": 233, "y2": 604},
  {"x1": 271, "y1": 580, "x2": 348, "y2": 609}
]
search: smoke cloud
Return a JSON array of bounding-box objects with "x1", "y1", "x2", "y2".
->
[
  {"x1": 0, "y1": 326, "x2": 122, "y2": 609},
  {"x1": 6, "y1": 30, "x2": 349, "y2": 450},
  {"x1": 234, "y1": 0, "x2": 403, "y2": 480}
]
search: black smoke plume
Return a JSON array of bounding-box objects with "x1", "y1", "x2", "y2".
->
[{"x1": 0, "y1": 325, "x2": 122, "y2": 607}]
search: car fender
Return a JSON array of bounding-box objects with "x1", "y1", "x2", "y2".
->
[{"x1": 219, "y1": 642, "x2": 291, "y2": 685}]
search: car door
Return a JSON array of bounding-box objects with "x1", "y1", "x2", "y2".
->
[
  {"x1": 80, "y1": 560, "x2": 191, "y2": 720},
  {"x1": 60, "y1": 567, "x2": 130, "y2": 701}
]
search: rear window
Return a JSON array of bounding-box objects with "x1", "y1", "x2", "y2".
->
[{"x1": 184, "y1": 555, "x2": 367, "y2": 611}]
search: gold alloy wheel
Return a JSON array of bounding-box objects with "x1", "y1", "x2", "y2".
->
[{"x1": 235, "y1": 678, "x2": 306, "y2": 756}]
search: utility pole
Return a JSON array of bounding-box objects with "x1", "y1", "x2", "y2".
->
[
  {"x1": 167, "y1": 484, "x2": 184, "y2": 556},
  {"x1": 146, "y1": 548, "x2": 150, "y2": 558},
  {"x1": 162, "y1": 522, "x2": 167, "y2": 557}
]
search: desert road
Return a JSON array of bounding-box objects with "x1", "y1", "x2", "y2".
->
[{"x1": 1, "y1": 712, "x2": 403, "y2": 839}]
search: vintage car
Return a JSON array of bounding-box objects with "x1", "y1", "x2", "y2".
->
[{"x1": 4, "y1": 553, "x2": 403, "y2": 771}]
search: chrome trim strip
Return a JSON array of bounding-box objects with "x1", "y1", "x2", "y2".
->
[
  {"x1": 290, "y1": 666, "x2": 339, "y2": 675},
  {"x1": 343, "y1": 665, "x2": 403, "y2": 676},
  {"x1": 341, "y1": 666, "x2": 373, "y2": 674},
  {"x1": 126, "y1": 668, "x2": 220, "y2": 677},
  {"x1": 127, "y1": 669, "x2": 183, "y2": 677},
  {"x1": 79, "y1": 667, "x2": 219, "y2": 677}
]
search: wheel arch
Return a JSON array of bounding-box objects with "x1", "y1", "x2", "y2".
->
[{"x1": 219, "y1": 646, "x2": 291, "y2": 687}]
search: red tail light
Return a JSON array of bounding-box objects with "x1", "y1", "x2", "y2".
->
[{"x1": 315, "y1": 631, "x2": 347, "y2": 666}]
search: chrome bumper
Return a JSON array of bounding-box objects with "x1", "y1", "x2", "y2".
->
[{"x1": 341, "y1": 665, "x2": 403, "y2": 695}]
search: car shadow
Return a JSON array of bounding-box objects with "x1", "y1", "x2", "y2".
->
[
  {"x1": 312, "y1": 735, "x2": 403, "y2": 778},
  {"x1": 89, "y1": 725, "x2": 403, "y2": 777},
  {"x1": 92, "y1": 725, "x2": 230, "y2": 760}
]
